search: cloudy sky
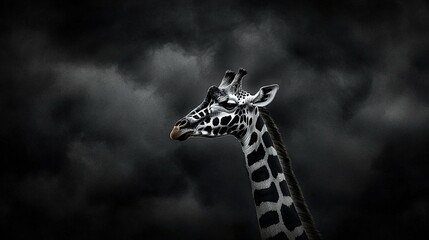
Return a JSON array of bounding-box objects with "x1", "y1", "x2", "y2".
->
[{"x1": 1, "y1": 0, "x2": 428, "y2": 239}]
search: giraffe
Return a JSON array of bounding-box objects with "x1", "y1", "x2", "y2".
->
[{"x1": 170, "y1": 68, "x2": 321, "y2": 240}]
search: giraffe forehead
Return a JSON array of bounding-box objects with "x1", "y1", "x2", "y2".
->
[
  {"x1": 207, "y1": 85, "x2": 252, "y2": 103},
  {"x1": 226, "y1": 90, "x2": 251, "y2": 102},
  {"x1": 230, "y1": 90, "x2": 249, "y2": 97}
]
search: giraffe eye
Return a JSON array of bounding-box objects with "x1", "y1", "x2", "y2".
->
[{"x1": 220, "y1": 100, "x2": 237, "y2": 110}]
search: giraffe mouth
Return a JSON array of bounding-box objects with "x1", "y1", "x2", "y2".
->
[{"x1": 170, "y1": 126, "x2": 193, "y2": 141}]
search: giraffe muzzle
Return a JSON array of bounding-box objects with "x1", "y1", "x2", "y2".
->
[{"x1": 170, "y1": 126, "x2": 193, "y2": 141}]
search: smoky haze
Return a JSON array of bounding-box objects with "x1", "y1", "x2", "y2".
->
[{"x1": 1, "y1": 1, "x2": 428, "y2": 239}]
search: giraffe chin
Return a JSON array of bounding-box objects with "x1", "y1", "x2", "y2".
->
[{"x1": 170, "y1": 126, "x2": 193, "y2": 141}]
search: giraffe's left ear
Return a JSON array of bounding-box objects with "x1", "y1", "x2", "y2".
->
[{"x1": 250, "y1": 84, "x2": 279, "y2": 107}]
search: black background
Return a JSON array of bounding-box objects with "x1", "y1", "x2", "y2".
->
[{"x1": 1, "y1": 1, "x2": 428, "y2": 239}]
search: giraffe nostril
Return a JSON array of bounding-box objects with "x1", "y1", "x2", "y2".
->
[{"x1": 175, "y1": 118, "x2": 189, "y2": 128}]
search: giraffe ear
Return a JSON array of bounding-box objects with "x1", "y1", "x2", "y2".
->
[{"x1": 251, "y1": 84, "x2": 279, "y2": 107}]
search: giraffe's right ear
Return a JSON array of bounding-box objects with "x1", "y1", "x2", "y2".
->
[{"x1": 250, "y1": 84, "x2": 279, "y2": 107}]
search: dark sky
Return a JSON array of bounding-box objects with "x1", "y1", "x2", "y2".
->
[{"x1": 1, "y1": 0, "x2": 428, "y2": 239}]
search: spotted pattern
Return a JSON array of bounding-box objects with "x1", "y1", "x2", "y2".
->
[
  {"x1": 221, "y1": 116, "x2": 231, "y2": 125},
  {"x1": 180, "y1": 88, "x2": 255, "y2": 140},
  {"x1": 249, "y1": 132, "x2": 258, "y2": 146},
  {"x1": 254, "y1": 182, "x2": 279, "y2": 206},
  {"x1": 279, "y1": 180, "x2": 291, "y2": 197},
  {"x1": 174, "y1": 72, "x2": 307, "y2": 240},
  {"x1": 243, "y1": 116, "x2": 306, "y2": 240},
  {"x1": 281, "y1": 204, "x2": 301, "y2": 231},
  {"x1": 259, "y1": 211, "x2": 280, "y2": 229},
  {"x1": 267, "y1": 155, "x2": 282, "y2": 178},
  {"x1": 247, "y1": 144, "x2": 265, "y2": 166},
  {"x1": 213, "y1": 117, "x2": 219, "y2": 126},
  {"x1": 251, "y1": 166, "x2": 270, "y2": 182}
]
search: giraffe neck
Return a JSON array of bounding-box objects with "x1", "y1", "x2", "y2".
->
[{"x1": 240, "y1": 115, "x2": 308, "y2": 240}]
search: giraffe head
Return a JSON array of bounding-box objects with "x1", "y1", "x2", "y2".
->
[{"x1": 170, "y1": 68, "x2": 278, "y2": 141}]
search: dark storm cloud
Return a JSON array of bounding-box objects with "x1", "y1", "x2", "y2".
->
[
  {"x1": 333, "y1": 130, "x2": 429, "y2": 239},
  {"x1": 1, "y1": 0, "x2": 429, "y2": 239}
]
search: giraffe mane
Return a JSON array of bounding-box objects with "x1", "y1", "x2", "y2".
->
[{"x1": 258, "y1": 107, "x2": 321, "y2": 240}]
